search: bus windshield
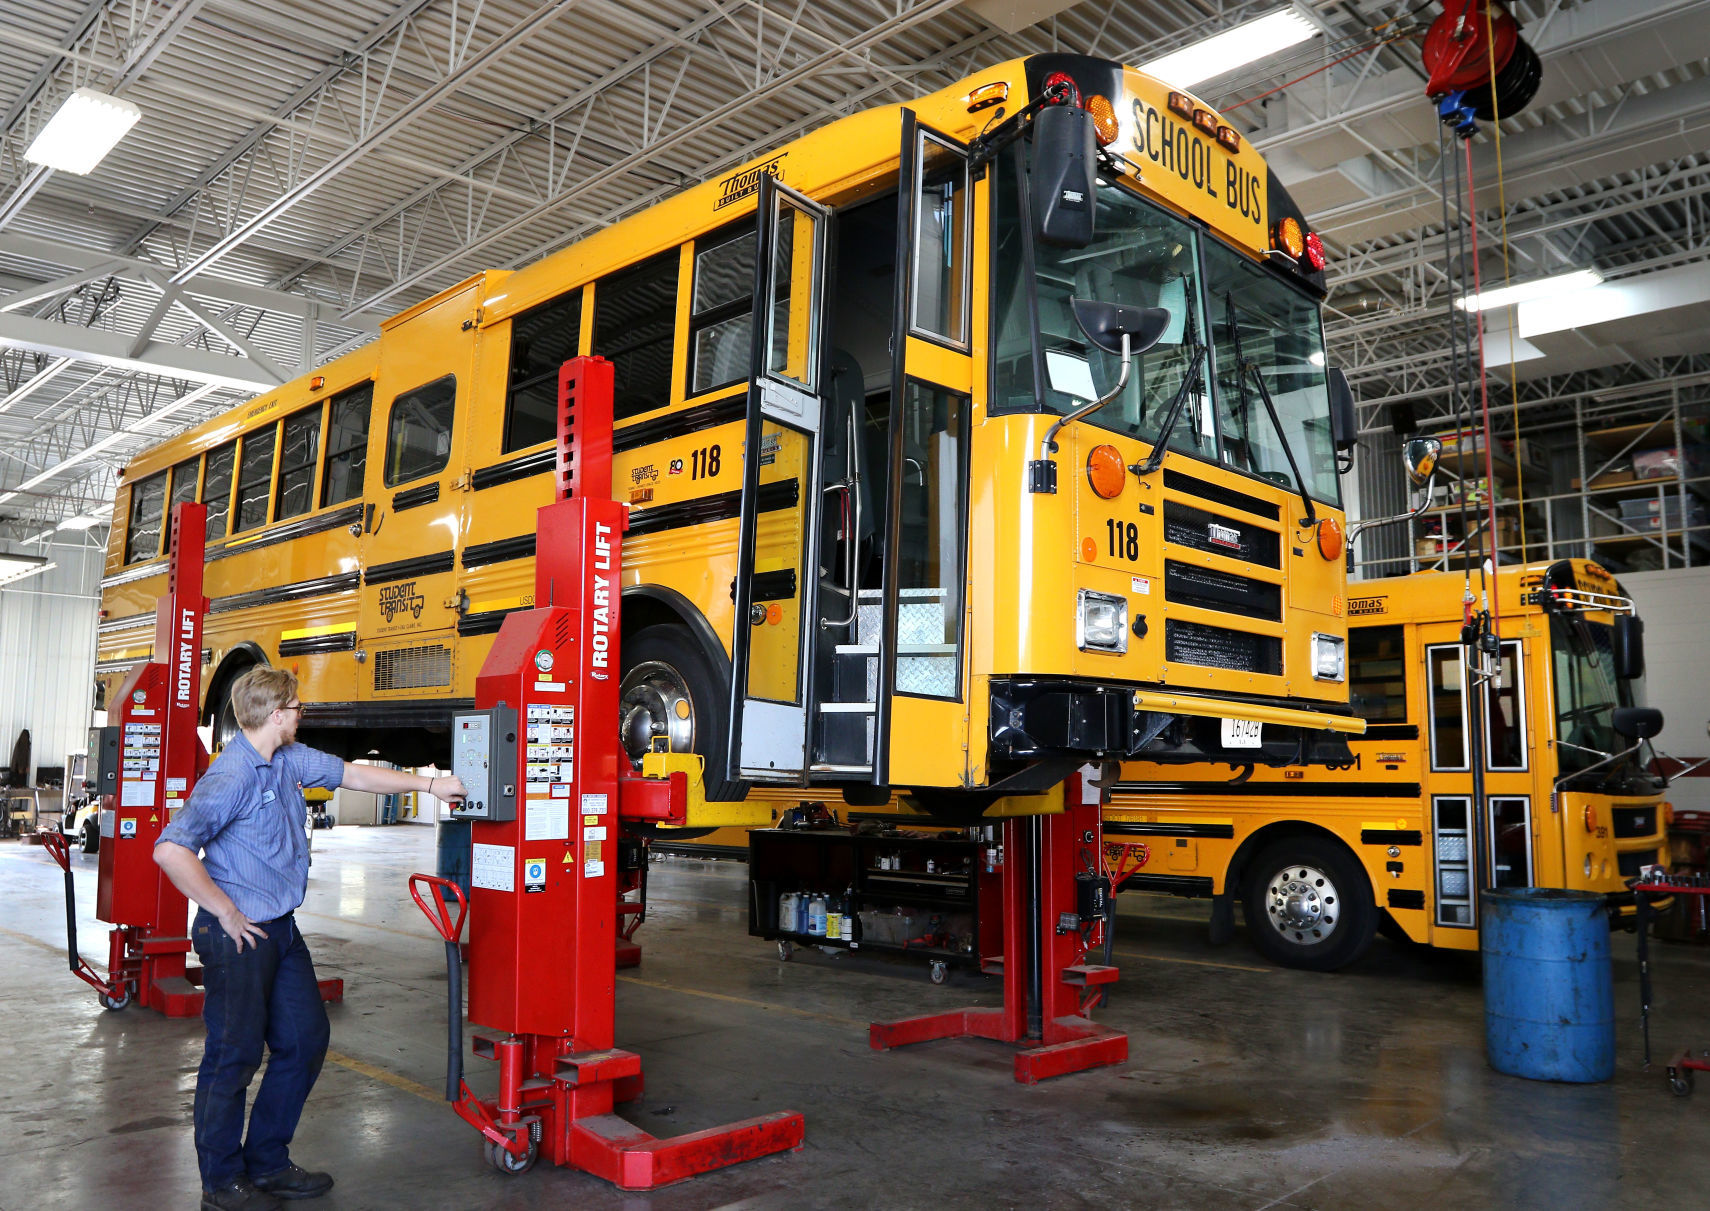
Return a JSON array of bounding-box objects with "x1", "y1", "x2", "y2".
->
[
  {"x1": 1551, "y1": 615, "x2": 1658, "y2": 788},
  {"x1": 990, "y1": 151, "x2": 1339, "y2": 505}
]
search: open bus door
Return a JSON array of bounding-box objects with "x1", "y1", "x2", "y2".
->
[
  {"x1": 727, "y1": 175, "x2": 830, "y2": 784},
  {"x1": 1421, "y1": 629, "x2": 1537, "y2": 941},
  {"x1": 874, "y1": 113, "x2": 976, "y2": 791}
]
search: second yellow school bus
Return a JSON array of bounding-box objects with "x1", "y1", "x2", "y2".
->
[
  {"x1": 1104, "y1": 559, "x2": 1671, "y2": 969},
  {"x1": 97, "y1": 54, "x2": 1362, "y2": 810}
]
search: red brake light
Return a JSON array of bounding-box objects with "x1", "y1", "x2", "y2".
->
[
  {"x1": 1304, "y1": 231, "x2": 1326, "y2": 272},
  {"x1": 1043, "y1": 71, "x2": 1080, "y2": 108}
]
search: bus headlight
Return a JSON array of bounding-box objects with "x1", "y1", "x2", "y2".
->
[
  {"x1": 1311, "y1": 632, "x2": 1345, "y2": 681},
  {"x1": 1077, "y1": 590, "x2": 1128, "y2": 654}
]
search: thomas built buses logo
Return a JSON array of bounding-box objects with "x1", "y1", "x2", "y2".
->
[
  {"x1": 716, "y1": 155, "x2": 786, "y2": 209},
  {"x1": 378, "y1": 580, "x2": 425, "y2": 623}
]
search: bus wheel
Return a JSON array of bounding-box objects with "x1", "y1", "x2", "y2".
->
[
  {"x1": 210, "y1": 667, "x2": 251, "y2": 752},
  {"x1": 618, "y1": 625, "x2": 744, "y2": 802},
  {"x1": 1242, "y1": 838, "x2": 1376, "y2": 971}
]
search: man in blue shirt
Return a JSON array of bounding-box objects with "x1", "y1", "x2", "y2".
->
[{"x1": 156, "y1": 667, "x2": 466, "y2": 1211}]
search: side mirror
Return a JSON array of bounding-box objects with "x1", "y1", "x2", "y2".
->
[
  {"x1": 1614, "y1": 614, "x2": 1645, "y2": 681},
  {"x1": 1404, "y1": 437, "x2": 1442, "y2": 488},
  {"x1": 1031, "y1": 103, "x2": 1097, "y2": 249},
  {"x1": 1327, "y1": 368, "x2": 1358, "y2": 453},
  {"x1": 1612, "y1": 706, "x2": 1663, "y2": 741},
  {"x1": 1070, "y1": 299, "x2": 1172, "y2": 356}
]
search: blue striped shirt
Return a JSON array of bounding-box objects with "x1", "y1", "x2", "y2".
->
[{"x1": 157, "y1": 733, "x2": 344, "y2": 921}]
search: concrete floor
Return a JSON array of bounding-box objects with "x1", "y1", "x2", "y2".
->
[{"x1": 4, "y1": 827, "x2": 1710, "y2": 1211}]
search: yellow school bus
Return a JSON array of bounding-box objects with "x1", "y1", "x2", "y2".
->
[
  {"x1": 96, "y1": 54, "x2": 1364, "y2": 810},
  {"x1": 1103, "y1": 559, "x2": 1671, "y2": 969}
]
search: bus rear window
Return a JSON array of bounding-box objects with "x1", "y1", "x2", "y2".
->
[
  {"x1": 504, "y1": 291, "x2": 581, "y2": 452},
  {"x1": 236, "y1": 426, "x2": 277, "y2": 533},
  {"x1": 594, "y1": 251, "x2": 678, "y2": 421},
  {"x1": 385, "y1": 376, "x2": 456, "y2": 487},
  {"x1": 321, "y1": 384, "x2": 371, "y2": 507},
  {"x1": 124, "y1": 472, "x2": 167, "y2": 564},
  {"x1": 202, "y1": 442, "x2": 236, "y2": 542}
]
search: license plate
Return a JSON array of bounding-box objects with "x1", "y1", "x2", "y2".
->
[{"x1": 1221, "y1": 718, "x2": 1263, "y2": 748}]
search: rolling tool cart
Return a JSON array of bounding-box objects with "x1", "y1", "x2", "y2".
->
[{"x1": 1633, "y1": 870, "x2": 1710, "y2": 1095}]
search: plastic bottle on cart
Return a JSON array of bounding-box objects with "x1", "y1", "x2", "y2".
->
[
  {"x1": 826, "y1": 899, "x2": 843, "y2": 941},
  {"x1": 808, "y1": 894, "x2": 827, "y2": 937},
  {"x1": 842, "y1": 888, "x2": 858, "y2": 946},
  {"x1": 779, "y1": 892, "x2": 799, "y2": 936}
]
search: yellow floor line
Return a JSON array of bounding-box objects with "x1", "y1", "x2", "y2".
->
[
  {"x1": 0, "y1": 921, "x2": 77, "y2": 959},
  {"x1": 617, "y1": 974, "x2": 867, "y2": 1029},
  {"x1": 324, "y1": 1048, "x2": 443, "y2": 1104},
  {"x1": 1109, "y1": 947, "x2": 1272, "y2": 974}
]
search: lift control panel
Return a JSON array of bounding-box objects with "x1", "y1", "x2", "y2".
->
[
  {"x1": 88, "y1": 725, "x2": 120, "y2": 797},
  {"x1": 451, "y1": 706, "x2": 517, "y2": 821}
]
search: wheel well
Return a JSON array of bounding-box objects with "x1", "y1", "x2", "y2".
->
[
  {"x1": 1226, "y1": 820, "x2": 1361, "y2": 899},
  {"x1": 201, "y1": 644, "x2": 270, "y2": 728}
]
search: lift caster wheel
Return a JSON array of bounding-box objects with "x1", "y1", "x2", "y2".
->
[
  {"x1": 777, "y1": 939, "x2": 794, "y2": 962},
  {"x1": 929, "y1": 960, "x2": 948, "y2": 985},
  {"x1": 483, "y1": 1136, "x2": 538, "y2": 1174},
  {"x1": 1670, "y1": 1070, "x2": 1695, "y2": 1098},
  {"x1": 99, "y1": 988, "x2": 132, "y2": 1012}
]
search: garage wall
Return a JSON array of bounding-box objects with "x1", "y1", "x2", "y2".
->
[
  {"x1": 1624, "y1": 567, "x2": 1710, "y2": 812},
  {"x1": 0, "y1": 539, "x2": 103, "y2": 784}
]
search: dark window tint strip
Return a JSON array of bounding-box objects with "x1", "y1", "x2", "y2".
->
[
  {"x1": 463, "y1": 534, "x2": 538, "y2": 568},
  {"x1": 210, "y1": 571, "x2": 361, "y2": 615},
  {"x1": 393, "y1": 483, "x2": 440, "y2": 510},
  {"x1": 1164, "y1": 469, "x2": 1280, "y2": 521},
  {"x1": 472, "y1": 447, "x2": 557, "y2": 491},
  {"x1": 366, "y1": 550, "x2": 455, "y2": 585},
  {"x1": 613, "y1": 395, "x2": 746, "y2": 453},
  {"x1": 279, "y1": 631, "x2": 357, "y2": 657},
  {"x1": 1361, "y1": 829, "x2": 1423, "y2": 846}
]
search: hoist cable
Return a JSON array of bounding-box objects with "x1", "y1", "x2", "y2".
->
[{"x1": 1483, "y1": 0, "x2": 1528, "y2": 563}]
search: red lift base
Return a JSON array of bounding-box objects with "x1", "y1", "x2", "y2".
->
[{"x1": 868, "y1": 795, "x2": 1128, "y2": 1084}]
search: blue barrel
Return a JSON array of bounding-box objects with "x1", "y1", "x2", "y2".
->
[
  {"x1": 1481, "y1": 888, "x2": 1614, "y2": 1083},
  {"x1": 435, "y1": 817, "x2": 472, "y2": 909}
]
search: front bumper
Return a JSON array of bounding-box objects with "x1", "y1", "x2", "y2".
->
[{"x1": 989, "y1": 678, "x2": 1358, "y2": 766}]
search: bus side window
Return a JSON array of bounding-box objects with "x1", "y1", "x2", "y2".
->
[
  {"x1": 504, "y1": 290, "x2": 581, "y2": 451},
  {"x1": 275, "y1": 405, "x2": 324, "y2": 521},
  {"x1": 1348, "y1": 625, "x2": 1406, "y2": 721},
  {"x1": 235, "y1": 424, "x2": 278, "y2": 533},
  {"x1": 202, "y1": 441, "x2": 237, "y2": 543},
  {"x1": 124, "y1": 471, "x2": 168, "y2": 564},
  {"x1": 385, "y1": 376, "x2": 457, "y2": 487},
  {"x1": 1427, "y1": 646, "x2": 1468, "y2": 770},
  {"x1": 688, "y1": 222, "x2": 757, "y2": 396},
  {"x1": 1485, "y1": 640, "x2": 1527, "y2": 770},
  {"x1": 321, "y1": 383, "x2": 372, "y2": 507},
  {"x1": 593, "y1": 250, "x2": 679, "y2": 421},
  {"x1": 168, "y1": 457, "x2": 200, "y2": 521}
]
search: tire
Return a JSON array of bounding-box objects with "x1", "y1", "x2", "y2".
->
[
  {"x1": 484, "y1": 1136, "x2": 537, "y2": 1174},
  {"x1": 210, "y1": 664, "x2": 253, "y2": 753},
  {"x1": 618, "y1": 625, "x2": 745, "y2": 803},
  {"x1": 80, "y1": 818, "x2": 99, "y2": 854},
  {"x1": 1242, "y1": 836, "x2": 1377, "y2": 971},
  {"x1": 100, "y1": 987, "x2": 132, "y2": 1011}
]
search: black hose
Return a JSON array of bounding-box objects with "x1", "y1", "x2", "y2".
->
[
  {"x1": 444, "y1": 938, "x2": 462, "y2": 1103},
  {"x1": 63, "y1": 866, "x2": 79, "y2": 974}
]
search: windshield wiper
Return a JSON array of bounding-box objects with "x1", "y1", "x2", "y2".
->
[
  {"x1": 1133, "y1": 320, "x2": 1207, "y2": 477},
  {"x1": 1224, "y1": 292, "x2": 1317, "y2": 529}
]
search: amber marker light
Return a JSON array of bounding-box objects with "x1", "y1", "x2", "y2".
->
[
  {"x1": 1273, "y1": 216, "x2": 1305, "y2": 260},
  {"x1": 766, "y1": 603, "x2": 782, "y2": 626},
  {"x1": 310, "y1": 375, "x2": 325, "y2": 391},
  {"x1": 1086, "y1": 94, "x2": 1120, "y2": 146},
  {"x1": 1192, "y1": 108, "x2": 1219, "y2": 137},
  {"x1": 1316, "y1": 515, "x2": 1344, "y2": 561},
  {"x1": 1216, "y1": 124, "x2": 1241, "y2": 152},
  {"x1": 1584, "y1": 805, "x2": 1598, "y2": 833},
  {"x1": 1086, "y1": 444, "x2": 1126, "y2": 499},
  {"x1": 1664, "y1": 801, "x2": 1675, "y2": 825},
  {"x1": 1082, "y1": 537, "x2": 1097, "y2": 561},
  {"x1": 966, "y1": 81, "x2": 1008, "y2": 113},
  {"x1": 1167, "y1": 91, "x2": 1195, "y2": 119}
]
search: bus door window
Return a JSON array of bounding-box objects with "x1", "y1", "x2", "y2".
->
[
  {"x1": 1432, "y1": 796, "x2": 1474, "y2": 927},
  {"x1": 320, "y1": 384, "x2": 372, "y2": 508},
  {"x1": 124, "y1": 471, "x2": 168, "y2": 564},
  {"x1": 235, "y1": 425, "x2": 277, "y2": 533},
  {"x1": 384, "y1": 376, "x2": 456, "y2": 486},
  {"x1": 504, "y1": 290, "x2": 582, "y2": 450},
  {"x1": 1484, "y1": 639, "x2": 1527, "y2": 771},
  {"x1": 202, "y1": 441, "x2": 236, "y2": 543},
  {"x1": 1427, "y1": 645, "x2": 1469, "y2": 770},
  {"x1": 909, "y1": 130, "x2": 970, "y2": 348},
  {"x1": 275, "y1": 405, "x2": 324, "y2": 521},
  {"x1": 593, "y1": 251, "x2": 679, "y2": 421},
  {"x1": 1348, "y1": 625, "x2": 1406, "y2": 722},
  {"x1": 1489, "y1": 795, "x2": 1533, "y2": 888},
  {"x1": 895, "y1": 382, "x2": 968, "y2": 698}
]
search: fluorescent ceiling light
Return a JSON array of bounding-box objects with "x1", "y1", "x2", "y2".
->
[
  {"x1": 57, "y1": 514, "x2": 102, "y2": 530},
  {"x1": 1457, "y1": 269, "x2": 1604, "y2": 313},
  {"x1": 24, "y1": 88, "x2": 142, "y2": 175},
  {"x1": 1140, "y1": 8, "x2": 1319, "y2": 90},
  {"x1": 0, "y1": 554, "x2": 54, "y2": 588}
]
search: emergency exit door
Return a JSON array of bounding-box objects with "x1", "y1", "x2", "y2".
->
[{"x1": 727, "y1": 176, "x2": 829, "y2": 783}]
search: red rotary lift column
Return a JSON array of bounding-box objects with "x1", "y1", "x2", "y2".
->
[{"x1": 447, "y1": 356, "x2": 803, "y2": 1186}]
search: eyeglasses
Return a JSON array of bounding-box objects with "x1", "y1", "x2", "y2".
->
[{"x1": 278, "y1": 703, "x2": 304, "y2": 715}]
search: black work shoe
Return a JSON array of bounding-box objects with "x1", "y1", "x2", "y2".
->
[
  {"x1": 250, "y1": 1164, "x2": 334, "y2": 1201},
  {"x1": 201, "y1": 1178, "x2": 283, "y2": 1210}
]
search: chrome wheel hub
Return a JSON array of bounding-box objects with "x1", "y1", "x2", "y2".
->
[
  {"x1": 618, "y1": 660, "x2": 695, "y2": 764},
  {"x1": 1264, "y1": 863, "x2": 1339, "y2": 945}
]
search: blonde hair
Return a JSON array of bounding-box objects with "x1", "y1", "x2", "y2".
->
[{"x1": 230, "y1": 666, "x2": 298, "y2": 730}]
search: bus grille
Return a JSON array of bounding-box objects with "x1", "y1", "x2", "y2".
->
[
  {"x1": 1163, "y1": 502, "x2": 1280, "y2": 568},
  {"x1": 373, "y1": 644, "x2": 451, "y2": 691},
  {"x1": 1166, "y1": 620, "x2": 1282, "y2": 675},
  {"x1": 1618, "y1": 850, "x2": 1649, "y2": 879},
  {"x1": 1164, "y1": 561, "x2": 1281, "y2": 622},
  {"x1": 1612, "y1": 805, "x2": 1657, "y2": 838}
]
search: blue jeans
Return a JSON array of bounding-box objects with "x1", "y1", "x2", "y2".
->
[{"x1": 191, "y1": 908, "x2": 330, "y2": 1189}]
